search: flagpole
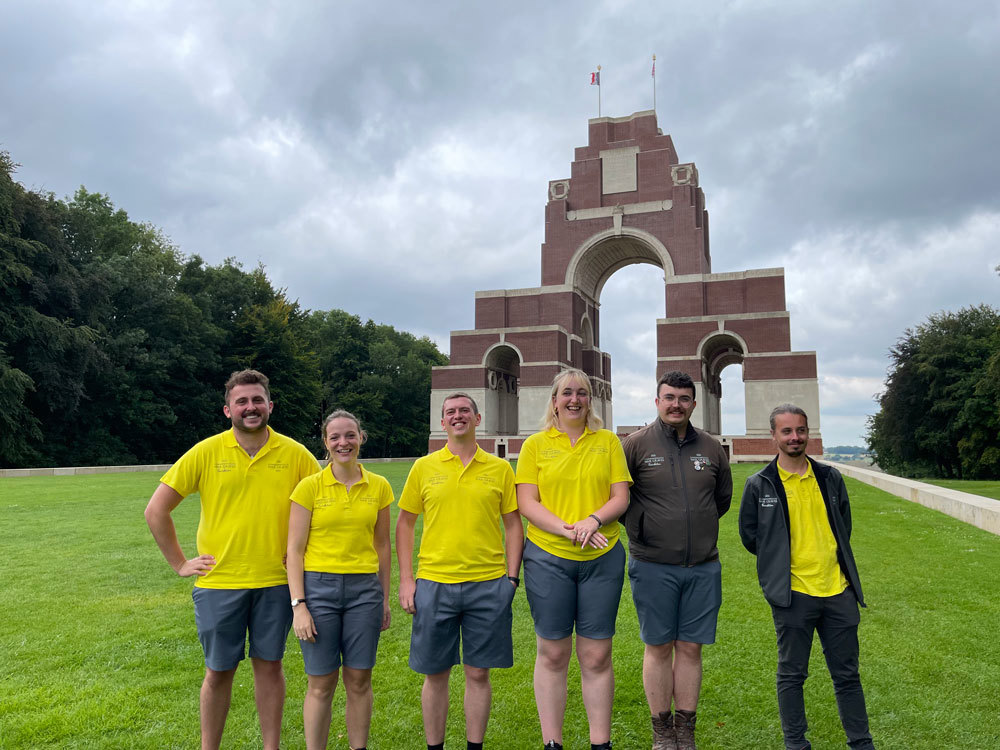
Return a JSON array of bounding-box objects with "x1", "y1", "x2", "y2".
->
[{"x1": 652, "y1": 54, "x2": 656, "y2": 114}]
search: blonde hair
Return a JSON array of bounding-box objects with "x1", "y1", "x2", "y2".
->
[{"x1": 541, "y1": 368, "x2": 604, "y2": 432}]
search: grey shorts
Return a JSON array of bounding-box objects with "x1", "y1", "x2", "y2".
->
[
  {"x1": 300, "y1": 571, "x2": 384, "y2": 674},
  {"x1": 409, "y1": 576, "x2": 516, "y2": 675},
  {"x1": 628, "y1": 557, "x2": 722, "y2": 645},
  {"x1": 192, "y1": 584, "x2": 292, "y2": 671},
  {"x1": 522, "y1": 539, "x2": 625, "y2": 640}
]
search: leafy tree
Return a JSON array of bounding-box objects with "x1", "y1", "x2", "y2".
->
[
  {"x1": 0, "y1": 149, "x2": 446, "y2": 468},
  {"x1": 306, "y1": 312, "x2": 448, "y2": 457},
  {"x1": 866, "y1": 305, "x2": 1000, "y2": 479}
]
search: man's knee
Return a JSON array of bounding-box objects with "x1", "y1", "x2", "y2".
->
[
  {"x1": 424, "y1": 668, "x2": 452, "y2": 690},
  {"x1": 205, "y1": 667, "x2": 236, "y2": 690},
  {"x1": 673, "y1": 640, "x2": 703, "y2": 662},
  {"x1": 645, "y1": 640, "x2": 675, "y2": 663},
  {"x1": 464, "y1": 665, "x2": 490, "y2": 687}
]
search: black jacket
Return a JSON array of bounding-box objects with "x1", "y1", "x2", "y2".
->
[
  {"x1": 738, "y1": 456, "x2": 865, "y2": 608},
  {"x1": 622, "y1": 421, "x2": 732, "y2": 566}
]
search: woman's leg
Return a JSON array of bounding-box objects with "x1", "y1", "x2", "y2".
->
[
  {"x1": 341, "y1": 666, "x2": 374, "y2": 750},
  {"x1": 303, "y1": 671, "x2": 339, "y2": 750},
  {"x1": 576, "y1": 635, "x2": 614, "y2": 744},
  {"x1": 534, "y1": 635, "x2": 573, "y2": 744}
]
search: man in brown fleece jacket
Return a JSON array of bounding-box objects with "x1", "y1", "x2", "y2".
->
[{"x1": 621, "y1": 371, "x2": 733, "y2": 750}]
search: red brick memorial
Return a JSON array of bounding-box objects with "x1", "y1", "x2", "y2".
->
[{"x1": 430, "y1": 110, "x2": 822, "y2": 460}]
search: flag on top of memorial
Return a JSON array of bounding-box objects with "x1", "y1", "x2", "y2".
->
[{"x1": 590, "y1": 71, "x2": 600, "y2": 85}]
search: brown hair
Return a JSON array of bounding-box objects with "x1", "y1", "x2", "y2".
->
[
  {"x1": 223, "y1": 369, "x2": 270, "y2": 403},
  {"x1": 321, "y1": 409, "x2": 368, "y2": 458},
  {"x1": 441, "y1": 392, "x2": 479, "y2": 417},
  {"x1": 769, "y1": 403, "x2": 809, "y2": 430}
]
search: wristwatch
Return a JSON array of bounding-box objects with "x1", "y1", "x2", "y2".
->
[
  {"x1": 291, "y1": 598, "x2": 305, "y2": 607},
  {"x1": 507, "y1": 576, "x2": 520, "y2": 588}
]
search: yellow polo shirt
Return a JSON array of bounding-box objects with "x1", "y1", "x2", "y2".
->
[
  {"x1": 398, "y1": 445, "x2": 517, "y2": 584},
  {"x1": 290, "y1": 464, "x2": 394, "y2": 573},
  {"x1": 515, "y1": 427, "x2": 632, "y2": 561},
  {"x1": 778, "y1": 463, "x2": 849, "y2": 597},
  {"x1": 161, "y1": 428, "x2": 321, "y2": 589}
]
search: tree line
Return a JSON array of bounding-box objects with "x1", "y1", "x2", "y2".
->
[
  {"x1": 0, "y1": 151, "x2": 446, "y2": 468},
  {"x1": 866, "y1": 304, "x2": 1000, "y2": 479}
]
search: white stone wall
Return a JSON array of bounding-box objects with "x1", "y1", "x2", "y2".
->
[
  {"x1": 744, "y1": 378, "x2": 821, "y2": 435},
  {"x1": 829, "y1": 462, "x2": 1000, "y2": 537}
]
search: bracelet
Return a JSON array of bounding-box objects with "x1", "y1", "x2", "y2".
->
[{"x1": 589, "y1": 513, "x2": 604, "y2": 527}]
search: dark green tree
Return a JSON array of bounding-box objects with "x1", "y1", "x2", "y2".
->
[
  {"x1": 0, "y1": 149, "x2": 447, "y2": 467},
  {"x1": 866, "y1": 305, "x2": 1000, "y2": 479}
]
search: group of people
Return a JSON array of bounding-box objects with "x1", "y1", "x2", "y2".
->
[{"x1": 145, "y1": 367, "x2": 876, "y2": 750}]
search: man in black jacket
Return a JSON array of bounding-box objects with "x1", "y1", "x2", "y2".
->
[
  {"x1": 622, "y1": 371, "x2": 732, "y2": 750},
  {"x1": 739, "y1": 404, "x2": 875, "y2": 750}
]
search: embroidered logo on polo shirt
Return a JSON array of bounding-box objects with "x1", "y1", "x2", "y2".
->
[
  {"x1": 476, "y1": 475, "x2": 498, "y2": 486},
  {"x1": 215, "y1": 461, "x2": 237, "y2": 473},
  {"x1": 428, "y1": 474, "x2": 447, "y2": 486},
  {"x1": 760, "y1": 495, "x2": 778, "y2": 508},
  {"x1": 267, "y1": 462, "x2": 289, "y2": 471},
  {"x1": 642, "y1": 453, "x2": 665, "y2": 467},
  {"x1": 540, "y1": 449, "x2": 562, "y2": 459},
  {"x1": 589, "y1": 446, "x2": 609, "y2": 455},
  {"x1": 358, "y1": 495, "x2": 379, "y2": 505}
]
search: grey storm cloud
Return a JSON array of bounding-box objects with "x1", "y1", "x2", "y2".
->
[{"x1": 2, "y1": 0, "x2": 998, "y2": 446}]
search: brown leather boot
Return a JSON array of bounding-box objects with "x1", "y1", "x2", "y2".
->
[
  {"x1": 674, "y1": 709, "x2": 697, "y2": 750},
  {"x1": 652, "y1": 710, "x2": 677, "y2": 750}
]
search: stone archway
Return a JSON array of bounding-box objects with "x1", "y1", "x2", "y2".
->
[
  {"x1": 697, "y1": 331, "x2": 748, "y2": 435},
  {"x1": 483, "y1": 343, "x2": 520, "y2": 436},
  {"x1": 429, "y1": 110, "x2": 823, "y2": 460}
]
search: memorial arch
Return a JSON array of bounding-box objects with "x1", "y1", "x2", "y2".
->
[{"x1": 429, "y1": 110, "x2": 822, "y2": 460}]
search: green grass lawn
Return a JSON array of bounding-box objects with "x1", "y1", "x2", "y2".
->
[
  {"x1": 2, "y1": 462, "x2": 999, "y2": 748},
  {"x1": 919, "y1": 478, "x2": 1000, "y2": 502}
]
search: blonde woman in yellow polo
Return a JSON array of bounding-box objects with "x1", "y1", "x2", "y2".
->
[
  {"x1": 515, "y1": 368, "x2": 632, "y2": 750},
  {"x1": 287, "y1": 410, "x2": 393, "y2": 750}
]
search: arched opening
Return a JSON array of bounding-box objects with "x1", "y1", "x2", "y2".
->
[
  {"x1": 594, "y1": 263, "x2": 666, "y2": 432},
  {"x1": 565, "y1": 228, "x2": 674, "y2": 301},
  {"x1": 719, "y1": 363, "x2": 746, "y2": 436},
  {"x1": 698, "y1": 333, "x2": 747, "y2": 435},
  {"x1": 483, "y1": 344, "x2": 520, "y2": 436}
]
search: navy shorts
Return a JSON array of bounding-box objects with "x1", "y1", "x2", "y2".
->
[
  {"x1": 299, "y1": 571, "x2": 384, "y2": 674},
  {"x1": 192, "y1": 584, "x2": 292, "y2": 671},
  {"x1": 628, "y1": 557, "x2": 722, "y2": 645},
  {"x1": 522, "y1": 539, "x2": 625, "y2": 640},
  {"x1": 409, "y1": 576, "x2": 516, "y2": 675}
]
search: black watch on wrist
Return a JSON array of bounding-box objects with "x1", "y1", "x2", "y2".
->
[{"x1": 507, "y1": 576, "x2": 520, "y2": 588}]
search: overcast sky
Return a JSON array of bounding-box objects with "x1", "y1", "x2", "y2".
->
[{"x1": 3, "y1": 0, "x2": 998, "y2": 447}]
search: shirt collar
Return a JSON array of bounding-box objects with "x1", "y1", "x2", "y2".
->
[
  {"x1": 441, "y1": 443, "x2": 485, "y2": 463},
  {"x1": 223, "y1": 426, "x2": 275, "y2": 451},
  {"x1": 545, "y1": 426, "x2": 594, "y2": 440},
  {"x1": 323, "y1": 462, "x2": 370, "y2": 487},
  {"x1": 777, "y1": 460, "x2": 814, "y2": 481}
]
